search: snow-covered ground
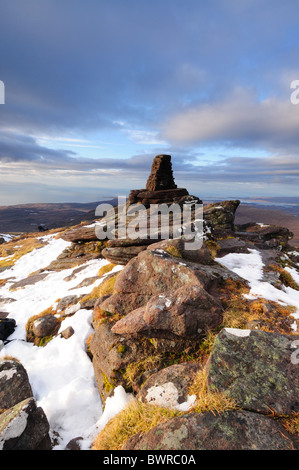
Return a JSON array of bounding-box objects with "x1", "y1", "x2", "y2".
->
[
  {"x1": 216, "y1": 248, "x2": 299, "y2": 331},
  {"x1": 0, "y1": 233, "x2": 131, "y2": 450}
]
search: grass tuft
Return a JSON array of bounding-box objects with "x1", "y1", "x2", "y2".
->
[{"x1": 92, "y1": 399, "x2": 182, "y2": 450}]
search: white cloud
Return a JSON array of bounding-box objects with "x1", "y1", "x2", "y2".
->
[{"x1": 162, "y1": 88, "x2": 299, "y2": 152}]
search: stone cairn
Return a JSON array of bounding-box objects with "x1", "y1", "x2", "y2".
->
[{"x1": 128, "y1": 154, "x2": 193, "y2": 207}]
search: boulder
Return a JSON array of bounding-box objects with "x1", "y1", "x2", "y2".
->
[
  {"x1": 0, "y1": 397, "x2": 51, "y2": 450},
  {"x1": 0, "y1": 318, "x2": 16, "y2": 342},
  {"x1": 32, "y1": 314, "x2": 60, "y2": 338},
  {"x1": 123, "y1": 410, "x2": 298, "y2": 450},
  {"x1": 111, "y1": 284, "x2": 223, "y2": 340},
  {"x1": 60, "y1": 326, "x2": 74, "y2": 339},
  {"x1": 206, "y1": 328, "x2": 299, "y2": 415},
  {"x1": 215, "y1": 237, "x2": 254, "y2": 257},
  {"x1": 56, "y1": 295, "x2": 79, "y2": 311},
  {"x1": 0, "y1": 359, "x2": 33, "y2": 409}
]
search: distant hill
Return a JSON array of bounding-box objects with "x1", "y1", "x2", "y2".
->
[{"x1": 0, "y1": 199, "x2": 117, "y2": 234}]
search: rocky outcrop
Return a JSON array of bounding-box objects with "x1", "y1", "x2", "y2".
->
[{"x1": 123, "y1": 409, "x2": 298, "y2": 450}]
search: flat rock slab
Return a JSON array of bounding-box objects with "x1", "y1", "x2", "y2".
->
[
  {"x1": 206, "y1": 328, "x2": 299, "y2": 415},
  {"x1": 9, "y1": 272, "x2": 49, "y2": 290},
  {"x1": 123, "y1": 410, "x2": 298, "y2": 450}
]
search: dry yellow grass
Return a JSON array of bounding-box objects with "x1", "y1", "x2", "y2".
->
[
  {"x1": 92, "y1": 399, "x2": 182, "y2": 451},
  {"x1": 0, "y1": 237, "x2": 46, "y2": 269},
  {"x1": 188, "y1": 367, "x2": 237, "y2": 415},
  {"x1": 81, "y1": 273, "x2": 118, "y2": 301},
  {"x1": 98, "y1": 263, "x2": 116, "y2": 277}
]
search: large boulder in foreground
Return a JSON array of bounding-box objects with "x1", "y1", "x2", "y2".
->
[
  {"x1": 111, "y1": 284, "x2": 223, "y2": 340},
  {"x1": 0, "y1": 397, "x2": 51, "y2": 450},
  {"x1": 206, "y1": 328, "x2": 299, "y2": 415},
  {"x1": 123, "y1": 410, "x2": 298, "y2": 450}
]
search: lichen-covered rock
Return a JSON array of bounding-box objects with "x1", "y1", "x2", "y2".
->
[
  {"x1": 206, "y1": 328, "x2": 299, "y2": 414},
  {"x1": 203, "y1": 200, "x2": 240, "y2": 231},
  {"x1": 123, "y1": 410, "x2": 298, "y2": 450},
  {"x1": 0, "y1": 359, "x2": 33, "y2": 409},
  {"x1": 0, "y1": 397, "x2": 51, "y2": 450}
]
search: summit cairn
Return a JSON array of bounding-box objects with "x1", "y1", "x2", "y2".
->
[
  {"x1": 146, "y1": 154, "x2": 177, "y2": 191},
  {"x1": 128, "y1": 154, "x2": 192, "y2": 207}
]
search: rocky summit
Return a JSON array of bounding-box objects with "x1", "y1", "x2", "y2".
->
[{"x1": 0, "y1": 154, "x2": 299, "y2": 451}]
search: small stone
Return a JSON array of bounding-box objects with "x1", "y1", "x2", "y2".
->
[{"x1": 60, "y1": 326, "x2": 74, "y2": 339}]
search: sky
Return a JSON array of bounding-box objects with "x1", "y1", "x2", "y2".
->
[{"x1": 1, "y1": 0, "x2": 299, "y2": 204}]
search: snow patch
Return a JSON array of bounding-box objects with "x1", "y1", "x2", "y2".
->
[{"x1": 225, "y1": 328, "x2": 251, "y2": 337}]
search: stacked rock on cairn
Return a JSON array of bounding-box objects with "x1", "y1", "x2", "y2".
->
[{"x1": 101, "y1": 154, "x2": 202, "y2": 265}]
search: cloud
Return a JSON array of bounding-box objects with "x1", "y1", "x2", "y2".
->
[{"x1": 162, "y1": 88, "x2": 299, "y2": 153}]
